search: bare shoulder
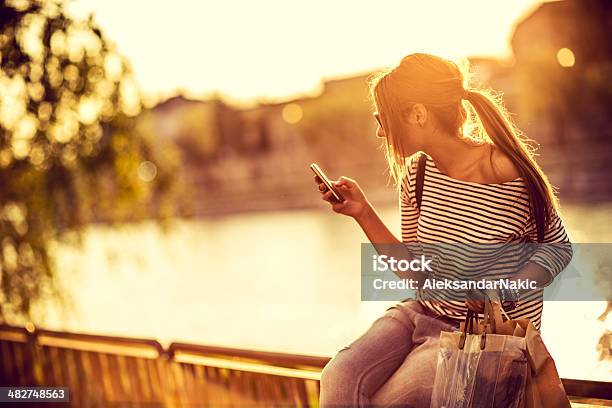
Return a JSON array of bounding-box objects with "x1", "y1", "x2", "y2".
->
[{"x1": 490, "y1": 144, "x2": 521, "y2": 181}]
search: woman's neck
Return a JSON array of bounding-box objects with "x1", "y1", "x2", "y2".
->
[{"x1": 425, "y1": 133, "x2": 491, "y2": 180}]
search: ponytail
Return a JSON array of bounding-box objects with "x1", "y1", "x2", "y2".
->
[{"x1": 464, "y1": 90, "x2": 557, "y2": 242}]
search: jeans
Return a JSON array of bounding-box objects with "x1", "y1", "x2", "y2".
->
[{"x1": 319, "y1": 300, "x2": 460, "y2": 408}]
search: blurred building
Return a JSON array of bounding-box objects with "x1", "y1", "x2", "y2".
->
[
  {"x1": 148, "y1": 0, "x2": 612, "y2": 216},
  {"x1": 509, "y1": 0, "x2": 611, "y2": 200},
  {"x1": 146, "y1": 73, "x2": 387, "y2": 215}
]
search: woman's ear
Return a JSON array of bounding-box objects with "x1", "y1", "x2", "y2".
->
[
  {"x1": 404, "y1": 104, "x2": 428, "y2": 127},
  {"x1": 413, "y1": 104, "x2": 428, "y2": 127}
]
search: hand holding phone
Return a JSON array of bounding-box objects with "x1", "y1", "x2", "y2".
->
[
  {"x1": 309, "y1": 163, "x2": 345, "y2": 202},
  {"x1": 310, "y1": 164, "x2": 371, "y2": 219}
]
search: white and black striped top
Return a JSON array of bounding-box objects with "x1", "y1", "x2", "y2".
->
[{"x1": 400, "y1": 153, "x2": 572, "y2": 330}]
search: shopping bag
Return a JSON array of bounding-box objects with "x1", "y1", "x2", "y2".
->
[
  {"x1": 491, "y1": 303, "x2": 571, "y2": 408},
  {"x1": 452, "y1": 301, "x2": 571, "y2": 408},
  {"x1": 430, "y1": 307, "x2": 528, "y2": 407}
]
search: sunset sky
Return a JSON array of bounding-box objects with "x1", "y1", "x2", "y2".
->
[{"x1": 68, "y1": 0, "x2": 545, "y2": 107}]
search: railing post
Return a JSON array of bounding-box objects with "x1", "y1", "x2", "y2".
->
[
  {"x1": 159, "y1": 347, "x2": 179, "y2": 408},
  {"x1": 24, "y1": 322, "x2": 44, "y2": 387}
]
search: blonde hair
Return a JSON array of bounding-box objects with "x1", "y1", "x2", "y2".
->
[{"x1": 368, "y1": 53, "x2": 558, "y2": 242}]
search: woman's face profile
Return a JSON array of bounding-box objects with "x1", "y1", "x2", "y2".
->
[
  {"x1": 374, "y1": 105, "x2": 428, "y2": 157},
  {"x1": 374, "y1": 112, "x2": 386, "y2": 139}
]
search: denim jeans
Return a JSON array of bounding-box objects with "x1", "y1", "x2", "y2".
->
[{"x1": 319, "y1": 301, "x2": 460, "y2": 408}]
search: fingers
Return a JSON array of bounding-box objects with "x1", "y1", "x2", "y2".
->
[
  {"x1": 322, "y1": 190, "x2": 346, "y2": 208},
  {"x1": 314, "y1": 175, "x2": 355, "y2": 194},
  {"x1": 321, "y1": 190, "x2": 333, "y2": 202},
  {"x1": 314, "y1": 174, "x2": 353, "y2": 211},
  {"x1": 334, "y1": 176, "x2": 354, "y2": 188}
]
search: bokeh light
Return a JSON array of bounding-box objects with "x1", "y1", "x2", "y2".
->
[
  {"x1": 281, "y1": 103, "x2": 303, "y2": 124},
  {"x1": 137, "y1": 160, "x2": 157, "y2": 182},
  {"x1": 557, "y1": 47, "x2": 575, "y2": 68}
]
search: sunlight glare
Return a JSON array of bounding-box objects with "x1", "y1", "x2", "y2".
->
[{"x1": 67, "y1": 0, "x2": 542, "y2": 105}]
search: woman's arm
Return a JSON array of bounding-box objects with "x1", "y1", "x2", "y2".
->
[
  {"x1": 354, "y1": 200, "x2": 399, "y2": 245},
  {"x1": 314, "y1": 175, "x2": 427, "y2": 284},
  {"x1": 499, "y1": 208, "x2": 574, "y2": 305}
]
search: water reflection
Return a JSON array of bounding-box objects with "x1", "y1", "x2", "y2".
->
[{"x1": 37, "y1": 203, "x2": 612, "y2": 382}]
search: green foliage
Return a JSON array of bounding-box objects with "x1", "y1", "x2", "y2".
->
[{"x1": 0, "y1": 0, "x2": 181, "y2": 322}]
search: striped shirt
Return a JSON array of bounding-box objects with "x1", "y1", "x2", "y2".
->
[{"x1": 400, "y1": 153, "x2": 572, "y2": 330}]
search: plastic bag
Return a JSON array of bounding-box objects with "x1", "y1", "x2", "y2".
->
[{"x1": 430, "y1": 309, "x2": 528, "y2": 407}]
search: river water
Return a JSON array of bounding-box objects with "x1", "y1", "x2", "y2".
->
[{"x1": 37, "y1": 203, "x2": 612, "y2": 382}]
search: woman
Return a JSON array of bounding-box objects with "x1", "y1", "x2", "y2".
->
[{"x1": 314, "y1": 53, "x2": 571, "y2": 407}]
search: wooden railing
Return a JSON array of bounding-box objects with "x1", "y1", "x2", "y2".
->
[
  {"x1": 0, "y1": 324, "x2": 610, "y2": 407},
  {"x1": 0, "y1": 324, "x2": 324, "y2": 407}
]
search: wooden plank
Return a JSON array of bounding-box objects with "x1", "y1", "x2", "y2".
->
[
  {"x1": 287, "y1": 376, "x2": 307, "y2": 408},
  {"x1": 12, "y1": 340, "x2": 26, "y2": 385},
  {"x1": 64, "y1": 348, "x2": 81, "y2": 404},
  {"x1": 169, "y1": 342, "x2": 330, "y2": 369},
  {"x1": 155, "y1": 357, "x2": 177, "y2": 408},
  {"x1": 192, "y1": 364, "x2": 207, "y2": 405},
  {"x1": 145, "y1": 358, "x2": 163, "y2": 402},
  {"x1": 135, "y1": 356, "x2": 152, "y2": 402},
  {"x1": 564, "y1": 379, "x2": 612, "y2": 402},
  {"x1": 202, "y1": 365, "x2": 221, "y2": 406},
  {"x1": 80, "y1": 351, "x2": 101, "y2": 407},
  {"x1": 570, "y1": 397, "x2": 612, "y2": 407},
  {"x1": 179, "y1": 363, "x2": 196, "y2": 405},
  {"x1": 212, "y1": 366, "x2": 232, "y2": 407},
  {"x1": 0, "y1": 340, "x2": 15, "y2": 385},
  {"x1": 126, "y1": 356, "x2": 144, "y2": 403},
  {"x1": 305, "y1": 379, "x2": 321, "y2": 408},
  {"x1": 173, "y1": 353, "x2": 322, "y2": 380},
  {"x1": 98, "y1": 353, "x2": 115, "y2": 402},
  {"x1": 48, "y1": 346, "x2": 66, "y2": 387},
  {"x1": 170, "y1": 361, "x2": 187, "y2": 406}
]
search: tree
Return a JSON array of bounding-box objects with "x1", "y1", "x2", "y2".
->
[{"x1": 0, "y1": 0, "x2": 181, "y2": 322}]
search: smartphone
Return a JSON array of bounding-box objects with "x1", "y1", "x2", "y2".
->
[{"x1": 309, "y1": 163, "x2": 345, "y2": 202}]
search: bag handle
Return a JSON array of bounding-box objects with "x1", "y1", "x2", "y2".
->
[
  {"x1": 479, "y1": 300, "x2": 498, "y2": 350},
  {"x1": 459, "y1": 298, "x2": 499, "y2": 350},
  {"x1": 458, "y1": 309, "x2": 479, "y2": 350},
  {"x1": 415, "y1": 153, "x2": 427, "y2": 209},
  {"x1": 483, "y1": 300, "x2": 497, "y2": 334}
]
